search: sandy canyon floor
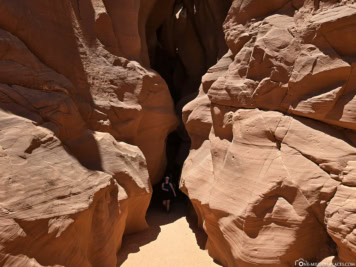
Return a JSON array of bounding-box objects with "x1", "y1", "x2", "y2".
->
[{"x1": 117, "y1": 201, "x2": 219, "y2": 267}]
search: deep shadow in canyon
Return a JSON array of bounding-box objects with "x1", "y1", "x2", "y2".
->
[
  {"x1": 116, "y1": 3, "x2": 232, "y2": 264},
  {"x1": 145, "y1": 0, "x2": 232, "y2": 191},
  {"x1": 1, "y1": 0, "x2": 356, "y2": 266}
]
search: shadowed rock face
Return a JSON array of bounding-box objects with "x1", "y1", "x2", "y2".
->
[
  {"x1": 0, "y1": 111, "x2": 151, "y2": 267},
  {"x1": 0, "y1": 0, "x2": 177, "y2": 266},
  {"x1": 1, "y1": 0, "x2": 356, "y2": 267},
  {"x1": 146, "y1": 0, "x2": 232, "y2": 102},
  {"x1": 181, "y1": 0, "x2": 356, "y2": 266},
  {"x1": 144, "y1": 0, "x2": 232, "y2": 175},
  {"x1": 0, "y1": 0, "x2": 179, "y2": 185},
  {"x1": 0, "y1": 0, "x2": 234, "y2": 265}
]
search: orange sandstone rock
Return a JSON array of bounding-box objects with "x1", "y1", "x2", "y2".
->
[
  {"x1": 0, "y1": 0, "x2": 177, "y2": 185},
  {"x1": 0, "y1": 110, "x2": 150, "y2": 267},
  {"x1": 181, "y1": 0, "x2": 356, "y2": 266},
  {"x1": 0, "y1": 0, "x2": 176, "y2": 266}
]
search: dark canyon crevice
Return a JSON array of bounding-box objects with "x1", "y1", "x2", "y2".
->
[
  {"x1": 144, "y1": 0, "x2": 232, "y2": 189},
  {"x1": 2, "y1": 1, "x2": 356, "y2": 267}
]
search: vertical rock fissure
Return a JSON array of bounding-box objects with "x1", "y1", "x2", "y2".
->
[
  {"x1": 116, "y1": 2, "x2": 233, "y2": 264},
  {"x1": 146, "y1": 0, "x2": 231, "y2": 192}
]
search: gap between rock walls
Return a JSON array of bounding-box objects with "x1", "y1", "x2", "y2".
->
[
  {"x1": 0, "y1": 1, "x2": 233, "y2": 267},
  {"x1": 3, "y1": 0, "x2": 356, "y2": 266},
  {"x1": 146, "y1": 0, "x2": 231, "y2": 196},
  {"x1": 116, "y1": 1, "x2": 232, "y2": 264}
]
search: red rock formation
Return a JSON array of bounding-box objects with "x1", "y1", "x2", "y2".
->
[
  {"x1": 0, "y1": 0, "x2": 177, "y2": 266},
  {"x1": 1, "y1": 0, "x2": 356, "y2": 266},
  {"x1": 146, "y1": 0, "x2": 232, "y2": 173},
  {"x1": 0, "y1": 110, "x2": 151, "y2": 266},
  {"x1": 0, "y1": 0, "x2": 178, "y2": 185},
  {"x1": 147, "y1": 0, "x2": 231, "y2": 101},
  {"x1": 181, "y1": 0, "x2": 356, "y2": 266}
]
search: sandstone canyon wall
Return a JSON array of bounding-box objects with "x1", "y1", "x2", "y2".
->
[
  {"x1": 1, "y1": 0, "x2": 356, "y2": 267},
  {"x1": 0, "y1": 0, "x2": 178, "y2": 266},
  {"x1": 0, "y1": 0, "x2": 234, "y2": 266},
  {"x1": 181, "y1": 0, "x2": 356, "y2": 266}
]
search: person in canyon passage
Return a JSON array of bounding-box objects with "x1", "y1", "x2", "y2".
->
[{"x1": 161, "y1": 176, "x2": 177, "y2": 212}]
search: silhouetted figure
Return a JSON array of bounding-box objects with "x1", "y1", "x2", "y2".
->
[{"x1": 161, "y1": 176, "x2": 176, "y2": 212}]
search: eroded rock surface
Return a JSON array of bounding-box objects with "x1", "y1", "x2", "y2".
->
[
  {"x1": 0, "y1": 0, "x2": 176, "y2": 266},
  {"x1": 0, "y1": 0, "x2": 178, "y2": 185},
  {"x1": 181, "y1": 0, "x2": 356, "y2": 266},
  {"x1": 0, "y1": 111, "x2": 151, "y2": 267},
  {"x1": 2, "y1": 0, "x2": 356, "y2": 266}
]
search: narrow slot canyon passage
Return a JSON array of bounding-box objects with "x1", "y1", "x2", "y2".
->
[
  {"x1": 2, "y1": 1, "x2": 356, "y2": 267},
  {"x1": 116, "y1": 1, "x2": 231, "y2": 265}
]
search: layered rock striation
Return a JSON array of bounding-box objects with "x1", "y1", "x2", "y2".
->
[
  {"x1": 181, "y1": 0, "x2": 356, "y2": 266},
  {"x1": 1, "y1": 0, "x2": 356, "y2": 266},
  {"x1": 0, "y1": 111, "x2": 151, "y2": 267},
  {"x1": 0, "y1": 0, "x2": 177, "y2": 266}
]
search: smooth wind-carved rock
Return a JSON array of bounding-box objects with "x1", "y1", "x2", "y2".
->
[
  {"x1": 181, "y1": 0, "x2": 356, "y2": 266},
  {"x1": 0, "y1": 0, "x2": 176, "y2": 266}
]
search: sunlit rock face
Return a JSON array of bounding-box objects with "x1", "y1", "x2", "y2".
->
[
  {"x1": 1, "y1": 0, "x2": 356, "y2": 266},
  {"x1": 181, "y1": 0, "x2": 356, "y2": 266},
  {"x1": 0, "y1": 0, "x2": 178, "y2": 185},
  {"x1": 0, "y1": 0, "x2": 178, "y2": 266},
  {"x1": 0, "y1": 111, "x2": 151, "y2": 267}
]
